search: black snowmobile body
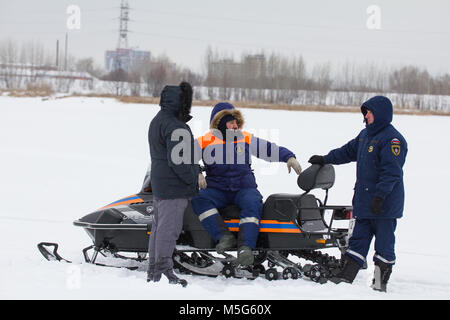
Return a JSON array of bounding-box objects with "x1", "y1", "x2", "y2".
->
[{"x1": 65, "y1": 164, "x2": 354, "y2": 282}]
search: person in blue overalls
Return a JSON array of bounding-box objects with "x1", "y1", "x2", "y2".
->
[
  {"x1": 309, "y1": 96, "x2": 407, "y2": 292},
  {"x1": 192, "y1": 102, "x2": 302, "y2": 266}
]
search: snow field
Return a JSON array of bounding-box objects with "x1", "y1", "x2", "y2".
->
[{"x1": 1, "y1": 96, "x2": 449, "y2": 299}]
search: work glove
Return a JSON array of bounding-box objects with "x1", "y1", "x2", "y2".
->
[
  {"x1": 287, "y1": 157, "x2": 302, "y2": 175},
  {"x1": 370, "y1": 196, "x2": 384, "y2": 214},
  {"x1": 198, "y1": 173, "x2": 207, "y2": 189},
  {"x1": 308, "y1": 155, "x2": 325, "y2": 166}
]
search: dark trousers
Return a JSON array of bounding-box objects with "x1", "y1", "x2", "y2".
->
[
  {"x1": 191, "y1": 188, "x2": 263, "y2": 249},
  {"x1": 147, "y1": 197, "x2": 188, "y2": 277},
  {"x1": 346, "y1": 218, "x2": 397, "y2": 267}
]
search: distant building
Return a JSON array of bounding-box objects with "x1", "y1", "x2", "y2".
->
[
  {"x1": 0, "y1": 62, "x2": 94, "y2": 91},
  {"x1": 243, "y1": 54, "x2": 265, "y2": 78},
  {"x1": 0, "y1": 63, "x2": 93, "y2": 82},
  {"x1": 105, "y1": 48, "x2": 150, "y2": 73},
  {"x1": 210, "y1": 58, "x2": 242, "y2": 78}
]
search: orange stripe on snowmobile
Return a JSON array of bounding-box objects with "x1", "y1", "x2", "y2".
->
[
  {"x1": 224, "y1": 219, "x2": 301, "y2": 234},
  {"x1": 99, "y1": 195, "x2": 144, "y2": 210}
]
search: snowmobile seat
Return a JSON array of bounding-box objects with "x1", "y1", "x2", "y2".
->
[
  {"x1": 262, "y1": 194, "x2": 327, "y2": 232},
  {"x1": 297, "y1": 164, "x2": 335, "y2": 193},
  {"x1": 297, "y1": 194, "x2": 327, "y2": 232},
  {"x1": 263, "y1": 194, "x2": 301, "y2": 222}
]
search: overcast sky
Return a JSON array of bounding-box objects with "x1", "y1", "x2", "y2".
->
[{"x1": 1, "y1": 0, "x2": 449, "y2": 75}]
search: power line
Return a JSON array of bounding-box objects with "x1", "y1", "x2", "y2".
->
[
  {"x1": 131, "y1": 8, "x2": 450, "y2": 36},
  {"x1": 2, "y1": 6, "x2": 449, "y2": 36}
]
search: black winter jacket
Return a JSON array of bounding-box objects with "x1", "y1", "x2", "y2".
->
[{"x1": 149, "y1": 85, "x2": 199, "y2": 199}]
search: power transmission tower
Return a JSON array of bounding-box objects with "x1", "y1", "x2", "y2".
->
[{"x1": 117, "y1": 0, "x2": 130, "y2": 49}]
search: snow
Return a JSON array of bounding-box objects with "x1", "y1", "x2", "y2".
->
[{"x1": 1, "y1": 96, "x2": 449, "y2": 300}]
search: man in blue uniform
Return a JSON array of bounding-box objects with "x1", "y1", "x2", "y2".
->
[
  {"x1": 192, "y1": 102, "x2": 302, "y2": 266},
  {"x1": 309, "y1": 96, "x2": 407, "y2": 292}
]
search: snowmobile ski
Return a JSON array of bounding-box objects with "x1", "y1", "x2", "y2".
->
[
  {"x1": 37, "y1": 242, "x2": 139, "y2": 270},
  {"x1": 37, "y1": 242, "x2": 72, "y2": 263}
]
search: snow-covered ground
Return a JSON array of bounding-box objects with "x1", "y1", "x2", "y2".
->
[{"x1": 1, "y1": 96, "x2": 449, "y2": 300}]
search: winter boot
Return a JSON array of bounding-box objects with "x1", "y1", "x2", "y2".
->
[
  {"x1": 371, "y1": 260, "x2": 393, "y2": 292},
  {"x1": 163, "y1": 269, "x2": 188, "y2": 287},
  {"x1": 234, "y1": 246, "x2": 254, "y2": 267},
  {"x1": 148, "y1": 272, "x2": 162, "y2": 283},
  {"x1": 330, "y1": 255, "x2": 361, "y2": 284},
  {"x1": 216, "y1": 234, "x2": 237, "y2": 254}
]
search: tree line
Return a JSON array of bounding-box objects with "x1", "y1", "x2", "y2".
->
[{"x1": 1, "y1": 39, "x2": 450, "y2": 109}]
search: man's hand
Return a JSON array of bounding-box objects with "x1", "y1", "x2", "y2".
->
[
  {"x1": 198, "y1": 173, "x2": 207, "y2": 189},
  {"x1": 370, "y1": 196, "x2": 384, "y2": 214},
  {"x1": 287, "y1": 157, "x2": 302, "y2": 175},
  {"x1": 308, "y1": 155, "x2": 325, "y2": 166}
]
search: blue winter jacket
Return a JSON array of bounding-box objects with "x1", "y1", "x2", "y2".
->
[
  {"x1": 323, "y1": 96, "x2": 407, "y2": 219},
  {"x1": 196, "y1": 102, "x2": 296, "y2": 192}
]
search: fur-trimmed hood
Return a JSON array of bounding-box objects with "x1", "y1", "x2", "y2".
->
[{"x1": 209, "y1": 102, "x2": 244, "y2": 130}]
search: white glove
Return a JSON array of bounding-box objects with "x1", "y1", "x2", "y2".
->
[
  {"x1": 287, "y1": 157, "x2": 302, "y2": 175},
  {"x1": 198, "y1": 173, "x2": 207, "y2": 189}
]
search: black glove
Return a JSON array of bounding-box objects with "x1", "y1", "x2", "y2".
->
[
  {"x1": 370, "y1": 196, "x2": 384, "y2": 214},
  {"x1": 308, "y1": 155, "x2": 325, "y2": 165}
]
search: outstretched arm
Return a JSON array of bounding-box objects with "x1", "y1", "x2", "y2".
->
[
  {"x1": 249, "y1": 135, "x2": 295, "y2": 163},
  {"x1": 323, "y1": 134, "x2": 360, "y2": 165}
]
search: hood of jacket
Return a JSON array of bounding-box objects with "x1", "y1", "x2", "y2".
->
[
  {"x1": 159, "y1": 84, "x2": 193, "y2": 123},
  {"x1": 160, "y1": 85, "x2": 182, "y2": 115},
  {"x1": 209, "y1": 102, "x2": 244, "y2": 130},
  {"x1": 361, "y1": 95, "x2": 393, "y2": 135}
]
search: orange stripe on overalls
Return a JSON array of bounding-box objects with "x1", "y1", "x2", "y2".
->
[{"x1": 197, "y1": 131, "x2": 253, "y2": 149}]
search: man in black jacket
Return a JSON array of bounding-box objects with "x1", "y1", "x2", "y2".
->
[{"x1": 147, "y1": 82, "x2": 199, "y2": 287}]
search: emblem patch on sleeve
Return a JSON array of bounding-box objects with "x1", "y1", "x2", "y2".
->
[
  {"x1": 391, "y1": 138, "x2": 401, "y2": 156},
  {"x1": 235, "y1": 144, "x2": 244, "y2": 153}
]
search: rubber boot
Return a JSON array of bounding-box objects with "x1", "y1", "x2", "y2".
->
[
  {"x1": 371, "y1": 260, "x2": 392, "y2": 292},
  {"x1": 164, "y1": 269, "x2": 188, "y2": 287},
  {"x1": 330, "y1": 255, "x2": 361, "y2": 284},
  {"x1": 216, "y1": 234, "x2": 237, "y2": 254},
  {"x1": 234, "y1": 246, "x2": 254, "y2": 266}
]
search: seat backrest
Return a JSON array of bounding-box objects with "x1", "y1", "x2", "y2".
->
[
  {"x1": 297, "y1": 194, "x2": 327, "y2": 232},
  {"x1": 297, "y1": 164, "x2": 335, "y2": 192}
]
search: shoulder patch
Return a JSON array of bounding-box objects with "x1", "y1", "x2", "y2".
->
[
  {"x1": 391, "y1": 144, "x2": 401, "y2": 156},
  {"x1": 391, "y1": 138, "x2": 401, "y2": 145}
]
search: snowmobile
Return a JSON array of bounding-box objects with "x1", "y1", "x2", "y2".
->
[{"x1": 38, "y1": 164, "x2": 354, "y2": 283}]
